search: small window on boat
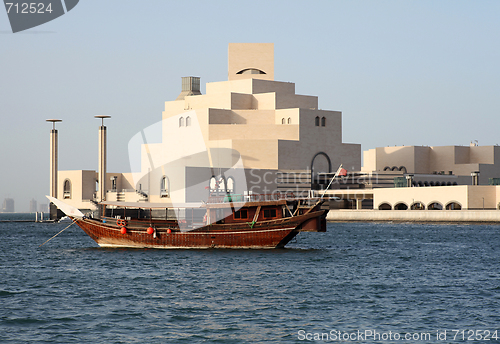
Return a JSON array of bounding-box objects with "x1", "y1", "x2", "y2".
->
[
  {"x1": 263, "y1": 208, "x2": 277, "y2": 218},
  {"x1": 234, "y1": 209, "x2": 248, "y2": 219}
]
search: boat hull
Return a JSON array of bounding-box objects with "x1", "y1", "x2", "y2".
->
[{"x1": 73, "y1": 210, "x2": 324, "y2": 249}]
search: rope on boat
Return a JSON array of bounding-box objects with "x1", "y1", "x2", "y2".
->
[{"x1": 39, "y1": 218, "x2": 79, "y2": 247}]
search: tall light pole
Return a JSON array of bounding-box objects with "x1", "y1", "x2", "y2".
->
[
  {"x1": 46, "y1": 119, "x2": 62, "y2": 220},
  {"x1": 95, "y1": 116, "x2": 111, "y2": 202}
]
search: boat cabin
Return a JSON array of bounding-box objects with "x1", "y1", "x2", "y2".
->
[{"x1": 95, "y1": 192, "x2": 325, "y2": 232}]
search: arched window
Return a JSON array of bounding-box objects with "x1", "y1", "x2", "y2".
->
[
  {"x1": 410, "y1": 202, "x2": 425, "y2": 210},
  {"x1": 378, "y1": 203, "x2": 392, "y2": 210},
  {"x1": 237, "y1": 68, "x2": 266, "y2": 75},
  {"x1": 110, "y1": 176, "x2": 117, "y2": 191},
  {"x1": 179, "y1": 117, "x2": 184, "y2": 127},
  {"x1": 310, "y1": 152, "x2": 332, "y2": 190},
  {"x1": 428, "y1": 202, "x2": 443, "y2": 210},
  {"x1": 63, "y1": 179, "x2": 71, "y2": 199},
  {"x1": 446, "y1": 202, "x2": 462, "y2": 210},
  {"x1": 394, "y1": 202, "x2": 408, "y2": 210},
  {"x1": 160, "y1": 176, "x2": 169, "y2": 198},
  {"x1": 282, "y1": 118, "x2": 285, "y2": 124},
  {"x1": 287, "y1": 117, "x2": 292, "y2": 124},
  {"x1": 218, "y1": 177, "x2": 226, "y2": 193},
  {"x1": 321, "y1": 117, "x2": 326, "y2": 127},
  {"x1": 209, "y1": 176, "x2": 217, "y2": 193},
  {"x1": 186, "y1": 116, "x2": 191, "y2": 127},
  {"x1": 227, "y1": 177, "x2": 235, "y2": 194},
  {"x1": 315, "y1": 116, "x2": 320, "y2": 126},
  {"x1": 210, "y1": 176, "x2": 226, "y2": 194}
]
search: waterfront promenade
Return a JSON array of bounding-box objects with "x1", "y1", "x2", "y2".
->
[{"x1": 327, "y1": 209, "x2": 500, "y2": 222}]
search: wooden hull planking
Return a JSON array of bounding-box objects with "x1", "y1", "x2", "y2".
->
[{"x1": 73, "y1": 210, "x2": 325, "y2": 249}]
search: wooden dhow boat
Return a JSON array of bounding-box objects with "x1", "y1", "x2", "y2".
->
[{"x1": 47, "y1": 193, "x2": 327, "y2": 249}]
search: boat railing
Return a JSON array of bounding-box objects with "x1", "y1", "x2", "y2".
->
[
  {"x1": 207, "y1": 192, "x2": 298, "y2": 204},
  {"x1": 100, "y1": 214, "x2": 204, "y2": 229},
  {"x1": 106, "y1": 189, "x2": 148, "y2": 194}
]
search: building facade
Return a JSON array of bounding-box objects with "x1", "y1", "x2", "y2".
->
[
  {"x1": 29, "y1": 199, "x2": 37, "y2": 213},
  {"x1": 2, "y1": 198, "x2": 14, "y2": 213},
  {"x1": 320, "y1": 143, "x2": 500, "y2": 211},
  {"x1": 363, "y1": 143, "x2": 500, "y2": 186},
  {"x1": 56, "y1": 44, "x2": 500, "y2": 215},
  {"x1": 57, "y1": 43, "x2": 361, "y2": 212}
]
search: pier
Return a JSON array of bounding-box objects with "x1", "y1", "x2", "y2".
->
[
  {"x1": 327, "y1": 209, "x2": 500, "y2": 223},
  {"x1": 0, "y1": 212, "x2": 56, "y2": 223}
]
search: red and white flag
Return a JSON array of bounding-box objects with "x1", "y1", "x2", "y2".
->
[{"x1": 338, "y1": 168, "x2": 347, "y2": 177}]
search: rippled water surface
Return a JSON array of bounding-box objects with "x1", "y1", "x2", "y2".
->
[{"x1": 1, "y1": 214, "x2": 499, "y2": 343}]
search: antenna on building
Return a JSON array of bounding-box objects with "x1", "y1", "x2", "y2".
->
[
  {"x1": 95, "y1": 116, "x2": 111, "y2": 202},
  {"x1": 46, "y1": 119, "x2": 62, "y2": 220}
]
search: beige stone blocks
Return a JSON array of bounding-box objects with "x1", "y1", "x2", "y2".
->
[
  {"x1": 231, "y1": 139, "x2": 279, "y2": 169},
  {"x1": 228, "y1": 43, "x2": 274, "y2": 81}
]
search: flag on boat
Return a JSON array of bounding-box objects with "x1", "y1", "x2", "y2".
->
[{"x1": 337, "y1": 167, "x2": 348, "y2": 177}]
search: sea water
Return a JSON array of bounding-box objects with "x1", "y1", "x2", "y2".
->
[{"x1": 0, "y1": 215, "x2": 499, "y2": 343}]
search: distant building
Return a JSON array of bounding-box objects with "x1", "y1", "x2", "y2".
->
[
  {"x1": 320, "y1": 143, "x2": 500, "y2": 211},
  {"x1": 2, "y1": 198, "x2": 14, "y2": 213},
  {"x1": 362, "y1": 143, "x2": 500, "y2": 185},
  {"x1": 39, "y1": 203, "x2": 48, "y2": 213},
  {"x1": 29, "y1": 199, "x2": 38, "y2": 213}
]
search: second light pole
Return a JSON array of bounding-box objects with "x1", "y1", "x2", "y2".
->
[{"x1": 95, "y1": 115, "x2": 111, "y2": 202}]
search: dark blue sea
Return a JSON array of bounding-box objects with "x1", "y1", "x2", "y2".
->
[{"x1": 1, "y1": 213, "x2": 499, "y2": 343}]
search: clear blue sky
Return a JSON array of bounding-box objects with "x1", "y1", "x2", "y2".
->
[{"x1": 1, "y1": 0, "x2": 500, "y2": 212}]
